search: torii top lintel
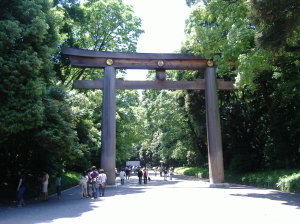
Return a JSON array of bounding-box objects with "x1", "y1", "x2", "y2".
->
[{"x1": 62, "y1": 47, "x2": 211, "y2": 70}]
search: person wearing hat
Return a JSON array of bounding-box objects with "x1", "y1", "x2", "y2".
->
[{"x1": 98, "y1": 169, "x2": 107, "y2": 197}]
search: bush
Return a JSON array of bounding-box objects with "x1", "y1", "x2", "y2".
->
[
  {"x1": 48, "y1": 172, "x2": 81, "y2": 196},
  {"x1": 175, "y1": 167, "x2": 300, "y2": 194},
  {"x1": 175, "y1": 167, "x2": 209, "y2": 179},
  {"x1": 277, "y1": 173, "x2": 300, "y2": 193},
  {"x1": 225, "y1": 169, "x2": 300, "y2": 193}
]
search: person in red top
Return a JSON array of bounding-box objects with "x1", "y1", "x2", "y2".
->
[{"x1": 98, "y1": 169, "x2": 107, "y2": 197}]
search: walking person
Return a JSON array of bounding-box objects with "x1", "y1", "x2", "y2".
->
[
  {"x1": 119, "y1": 169, "x2": 126, "y2": 185},
  {"x1": 169, "y1": 168, "x2": 174, "y2": 180},
  {"x1": 79, "y1": 171, "x2": 88, "y2": 198},
  {"x1": 159, "y1": 167, "x2": 163, "y2": 177},
  {"x1": 163, "y1": 168, "x2": 168, "y2": 181},
  {"x1": 42, "y1": 171, "x2": 49, "y2": 201},
  {"x1": 55, "y1": 173, "x2": 62, "y2": 199},
  {"x1": 98, "y1": 169, "x2": 107, "y2": 197},
  {"x1": 16, "y1": 171, "x2": 27, "y2": 207},
  {"x1": 86, "y1": 169, "x2": 92, "y2": 197},
  {"x1": 90, "y1": 166, "x2": 99, "y2": 199},
  {"x1": 125, "y1": 167, "x2": 131, "y2": 180},
  {"x1": 143, "y1": 168, "x2": 148, "y2": 184},
  {"x1": 137, "y1": 168, "x2": 143, "y2": 184}
]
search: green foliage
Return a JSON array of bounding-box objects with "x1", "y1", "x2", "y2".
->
[
  {"x1": 115, "y1": 90, "x2": 141, "y2": 166},
  {"x1": 181, "y1": 0, "x2": 300, "y2": 174},
  {"x1": 0, "y1": 0, "x2": 58, "y2": 136},
  {"x1": 55, "y1": 0, "x2": 144, "y2": 85},
  {"x1": 277, "y1": 173, "x2": 300, "y2": 193},
  {"x1": 249, "y1": 0, "x2": 300, "y2": 49},
  {"x1": 175, "y1": 167, "x2": 209, "y2": 179},
  {"x1": 138, "y1": 89, "x2": 199, "y2": 167},
  {"x1": 48, "y1": 172, "x2": 81, "y2": 195},
  {"x1": 176, "y1": 167, "x2": 300, "y2": 194},
  {"x1": 225, "y1": 169, "x2": 300, "y2": 193}
]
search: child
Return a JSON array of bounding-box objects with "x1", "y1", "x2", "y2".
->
[{"x1": 79, "y1": 171, "x2": 88, "y2": 198}]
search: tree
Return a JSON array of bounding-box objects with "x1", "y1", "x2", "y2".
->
[
  {"x1": 248, "y1": 0, "x2": 300, "y2": 50},
  {"x1": 181, "y1": 0, "x2": 300, "y2": 172},
  {"x1": 54, "y1": 0, "x2": 144, "y2": 85},
  {"x1": 138, "y1": 86, "x2": 200, "y2": 167},
  {"x1": 0, "y1": 0, "x2": 78, "y2": 199}
]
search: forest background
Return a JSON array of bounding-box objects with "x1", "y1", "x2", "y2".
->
[{"x1": 0, "y1": 0, "x2": 299, "y2": 201}]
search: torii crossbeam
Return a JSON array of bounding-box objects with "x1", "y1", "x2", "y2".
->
[{"x1": 62, "y1": 47, "x2": 235, "y2": 186}]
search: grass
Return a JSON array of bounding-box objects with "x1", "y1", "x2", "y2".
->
[
  {"x1": 175, "y1": 167, "x2": 209, "y2": 179},
  {"x1": 174, "y1": 167, "x2": 300, "y2": 194},
  {"x1": 48, "y1": 172, "x2": 81, "y2": 196}
]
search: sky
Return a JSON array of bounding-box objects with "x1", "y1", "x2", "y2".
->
[{"x1": 122, "y1": 0, "x2": 192, "y2": 80}]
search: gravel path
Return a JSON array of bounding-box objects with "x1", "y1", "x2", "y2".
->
[{"x1": 1, "y1": 173, "x2": 300, "y2": 224}]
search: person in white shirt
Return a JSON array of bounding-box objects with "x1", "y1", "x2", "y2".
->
[
  {"x1": 42, "y1": 171, "x2": 49, "y2": 201},
  {"x1": 119, "y1": 169, "x2": 126, "y2": 185},
  {"x1": 79, "y1": 171, "x2": 89, "y2": 198},
  {"x1": 98, "y1": 169, "x2": 107, "y2": 197}
]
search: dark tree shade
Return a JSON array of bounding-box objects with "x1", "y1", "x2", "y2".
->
[{"x1": 249, "y1": 0, "x2": 300, "y2": 49}]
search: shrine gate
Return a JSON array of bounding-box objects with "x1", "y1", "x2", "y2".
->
[{"x1": 62, "y1": 47, "x2": 234, "y2": 186}]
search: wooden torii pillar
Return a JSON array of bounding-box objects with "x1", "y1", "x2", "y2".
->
[{"x1": 62, "y1": 47, "x2": 234, "y2": 185}]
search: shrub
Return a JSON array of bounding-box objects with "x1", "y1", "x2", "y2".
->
[
  {"x1": 174, "y1": 167, "x2": 209, "y2": 179},
  {"x1": 48, "y1": 172, "x2": 81, "y2": 195},
  {"x1": 277, "y1": 173, "x2": 300, "y2": 193},
  {"x1": 176, "y1": 167, "x2": 300, "y2": 194}
]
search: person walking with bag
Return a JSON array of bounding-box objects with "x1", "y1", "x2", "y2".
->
[
  {"x1": 98, "y1": 169, "x2": 107, "y2": 197},
  {"x1": 90, "y1": 166, "x2": 99, "y2": 199}
]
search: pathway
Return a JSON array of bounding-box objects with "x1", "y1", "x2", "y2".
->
[{"x1": 0, "y1": 172, "x2": 300, "y2": 224}]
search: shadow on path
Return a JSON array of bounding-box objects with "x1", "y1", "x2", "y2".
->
[
  {"x1": 1, "y1": 172, "x2": 300, "y2": 224},
  {"x1": 0, "y1": 173, "x2": 183, "y2": 224},
  {"x1": 230, "y1": 190, "x2": 300, "y2": 209}
]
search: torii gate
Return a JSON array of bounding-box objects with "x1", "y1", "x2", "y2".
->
[{"x1": 62, "y1": 47, "x2": 235, "y2": 186}]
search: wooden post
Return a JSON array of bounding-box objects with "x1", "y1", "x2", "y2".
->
[
  {"x1": 101, "y1": 66, "x2": 116, "y2": 185},
  {"x1": 205, "y1": 67, "x2": 225, "y2": 184}
]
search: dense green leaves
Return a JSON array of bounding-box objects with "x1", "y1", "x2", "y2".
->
[
  {"x1": 0, "y1": 0, "x2": 143, "y2": 200},
  {"x1": 249, "y1": 0, "x2": 300, "y2": 49},
  {"x1": 180, "y1": 0, "x2": 300, "y2": 172}
]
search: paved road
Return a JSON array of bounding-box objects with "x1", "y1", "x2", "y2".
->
[{"x1": 1, "y1": 173, "x2": 300, "y2": 224}]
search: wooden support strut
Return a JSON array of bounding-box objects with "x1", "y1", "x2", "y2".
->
[{"x1": 73, "y1": 79, "x2": 235, "y2": 90}]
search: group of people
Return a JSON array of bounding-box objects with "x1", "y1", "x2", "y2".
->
[
  {"x1": 153, "y1": 167, "x2": 174, "y2": 180},
  {"x1": 79, "y1": 166, "x2": 107, "y2": 199},
  {"x1": 16, "y1": 165, "x2": 174, "y2": 206},
  {"x1": 16, "y1": 170, "x2": 59, "y2": 207},
  {"x1": 118, "y1": 167, "x2": 150, "y2": 185},
  {"x1": 118, "y1": 166, "x2": 175, "y2": 185}
]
